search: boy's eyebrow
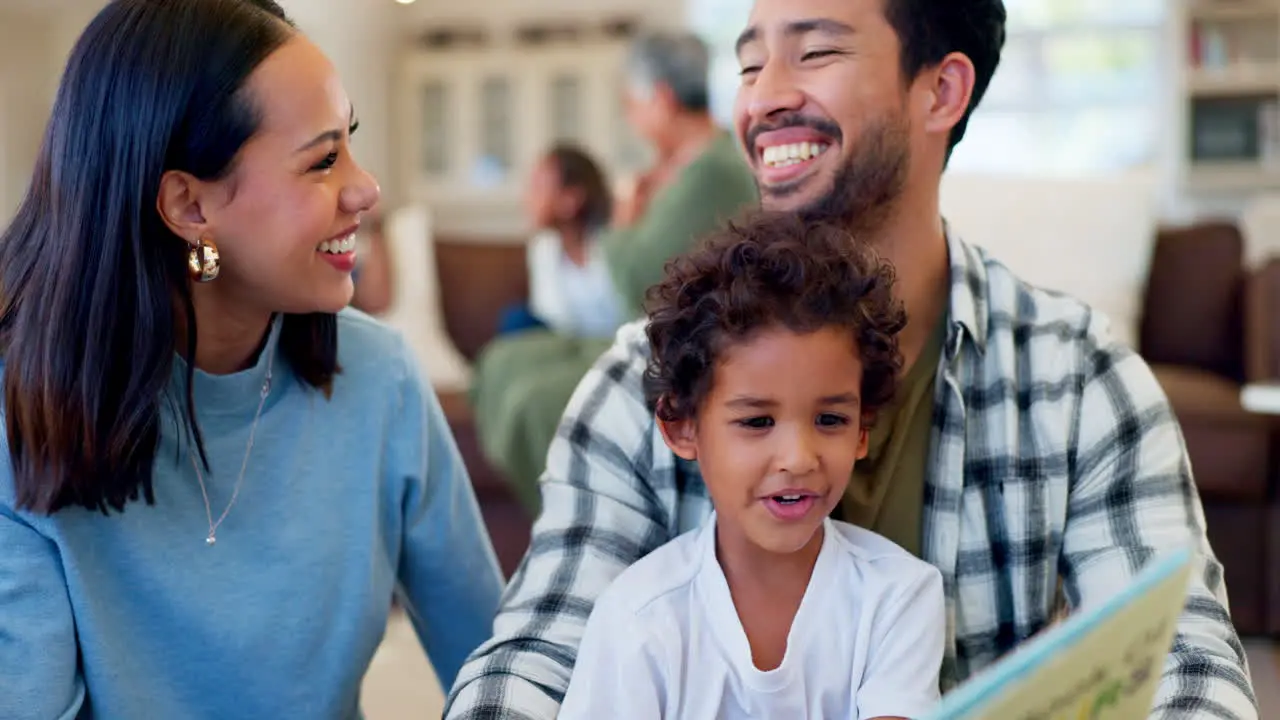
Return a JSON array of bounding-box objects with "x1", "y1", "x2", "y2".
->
[
  {"x1": 724, "y1": 393, "x2": 861, "y2": 408},
  {"x1": 725, "y1": 396, "x2": 776, "y2": 408},
  {"x1": 819, "y1": 392, "x2": 861, "y2": 406}
]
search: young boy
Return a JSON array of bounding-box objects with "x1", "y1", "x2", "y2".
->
[{"x1": 557, "y1": 212, "x2": 946, "y2": 720}]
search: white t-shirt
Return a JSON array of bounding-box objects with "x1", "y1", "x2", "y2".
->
[
  {"x1": 559, "y1": 515, "x2": 946, "y2": 720},
  {"x1": 526, "y1": 229, "x2": 624, "y2": 338}
]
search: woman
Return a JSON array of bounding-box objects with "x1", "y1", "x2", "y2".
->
[
  {"x1": 496, "y1": 143, "x2": 623, "y2": 339},
  {"x1": 0, "y1": 1, "x2": 503, "y2": 718}
]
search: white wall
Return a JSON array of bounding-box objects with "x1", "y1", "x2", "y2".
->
[
  {"x1": 0, "y1": 0, "x2": 400, "y2": 224},
  {"x1": 0, "y1": 8, "x2": 57, "y2": 220},
  {"x1": 940, "y1": 170, "x2": 1161, "y2": 350},
  {"x1": 393, "y1": 0, "x2": 684, "y2": 32}
]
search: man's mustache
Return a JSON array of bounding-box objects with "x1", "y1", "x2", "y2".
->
[{"x1": 744, "y1": 114, "x2": 843, "y2": 150}]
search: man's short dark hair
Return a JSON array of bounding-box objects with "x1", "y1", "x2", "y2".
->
[
  {"x1": 886, "y1": 0, "x2": 1007, "y2": 157},
  {"x1": 642, "y1": 211, "x2": 906, "y2": 423}
]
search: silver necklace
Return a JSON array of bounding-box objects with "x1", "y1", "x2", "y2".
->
[{"x1": 188, "y1": 349, "x2": 274, "y2": 546}]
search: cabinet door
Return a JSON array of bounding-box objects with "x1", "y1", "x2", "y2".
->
[{"x1": 399, "y1": 40, "x2": 648, "y2": 232}]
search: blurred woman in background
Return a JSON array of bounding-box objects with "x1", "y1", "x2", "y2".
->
[{"x1": 497, "y1": 143, "x2": 623, "y2": 339}]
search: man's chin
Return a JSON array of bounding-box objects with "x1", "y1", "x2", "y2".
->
[{"x1": 758, "y1": 182, "x2": 829, "y2": 214}]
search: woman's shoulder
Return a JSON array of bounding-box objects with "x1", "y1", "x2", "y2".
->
[{"x1": 333, "y1": 307, "x2": 420, "y2": 391}]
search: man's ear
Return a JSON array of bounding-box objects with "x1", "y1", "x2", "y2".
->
[
  {"x1": 156, "y1": 169, "x2": 211, "y2": 246},
  {"x1": 919, "y1": 51, "x2": 976, "y2": 139},
  {"x1": 657, "y1": 412, "x2": 698, "y2": 462}
]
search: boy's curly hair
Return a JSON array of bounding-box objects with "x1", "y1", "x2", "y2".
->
[{"x1": 643, "y1": 211, "x2": 907, "y2": 424}]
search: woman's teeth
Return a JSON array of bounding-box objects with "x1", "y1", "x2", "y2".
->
[
  {"x1": 762, "y1": 142, "x2": 829, "y2": 168},
  {"x1": 318, "y1": 235, "x2": 356, "y2": 255}
]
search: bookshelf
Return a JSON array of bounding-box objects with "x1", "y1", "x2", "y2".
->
[{"x1": 1183, "y1": 0, "x2": 1280, "y2": 191}]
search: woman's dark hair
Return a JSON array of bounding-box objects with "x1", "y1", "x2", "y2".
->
[
  {"x1": 643, "y1": 211, "x2": 906, "y2": 424},
  {"x1": 0, "y1": 0, "x2": 333, "y2": 515},
  {"x1": 546, "y1": 143, "x2": 613, "y2": 233}
]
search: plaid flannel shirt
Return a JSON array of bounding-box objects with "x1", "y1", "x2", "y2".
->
[{"x1": 444, "y1": 232, "x2": 1258, "y2": 719}]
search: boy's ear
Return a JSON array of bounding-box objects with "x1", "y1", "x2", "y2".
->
[
  {"x1": 657, "y1": 414, "x2": 698, "y2": 462},
  {"x1": 856, "y1": 426, "x2": 869, "y2": 461}
]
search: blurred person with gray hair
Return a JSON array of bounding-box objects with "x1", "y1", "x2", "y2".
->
[{"x1": 468, "y1": 29, "x2": 757, "y2": 513}]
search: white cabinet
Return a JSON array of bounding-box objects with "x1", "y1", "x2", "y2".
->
[{"x1": 397, "y1": 38, "x2": 651, "y2": 234}]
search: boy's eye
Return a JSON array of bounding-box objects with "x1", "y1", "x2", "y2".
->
[
  {"x1": 736, "y1": 416, "x2": 774, "y2": 429},
  {"x1": 816, "y1": 413, "x2": 849, "y2": 427}
]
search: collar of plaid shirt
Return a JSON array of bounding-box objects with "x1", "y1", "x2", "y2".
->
[{"x1": 444, "y1": 229, "x2": 1257, "y2": 720}]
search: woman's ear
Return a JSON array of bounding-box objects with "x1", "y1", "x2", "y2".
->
[
  {"x1": 156, "y1": 169, "x2": 210, "y2": 244},
  {"x1": 657, "y1": 410, "x2": 698, "y2": 462}
]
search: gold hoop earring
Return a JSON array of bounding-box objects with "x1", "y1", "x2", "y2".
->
[{"x1": 187, "y1": 236, "x2": 220, "y2": 283}]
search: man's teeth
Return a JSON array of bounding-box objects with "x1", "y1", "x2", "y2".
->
[
  {"x1": 762, "y1": 142, "x2": 829, "y2": 168},
  {"x1": 318, "y1": 235, "x2": 356, "y2": 254}
]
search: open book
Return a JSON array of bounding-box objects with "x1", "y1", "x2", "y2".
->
[{"x1": 922, "y1": 547, "x2": 1194, "y2": 720}]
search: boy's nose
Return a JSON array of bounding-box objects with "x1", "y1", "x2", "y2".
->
[{"x1": 776, "y1": 429, "x2": 819, "y2": 477}]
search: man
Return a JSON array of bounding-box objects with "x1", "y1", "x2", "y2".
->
[
  {"x1": 471, "y1": 30, "x2": 757, "y2": 512},
  {"x1": 447, "y1": 0, "x2": 1259, "y2": 717}
]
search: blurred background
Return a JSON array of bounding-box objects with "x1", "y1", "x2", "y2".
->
[{"x1": 2, "y1": 0, "x2": 1279, "y2": 716}]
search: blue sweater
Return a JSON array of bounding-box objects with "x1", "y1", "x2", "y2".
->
[{"x1": 0, "y1": 310, "x2": 505, "y2": 719}]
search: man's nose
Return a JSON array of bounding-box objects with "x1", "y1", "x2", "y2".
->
[{"x1": 744, "y1": 58, "x2": 806, "y2": 124}]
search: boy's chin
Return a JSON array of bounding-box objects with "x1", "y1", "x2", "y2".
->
[{"x1": 745, "y1": 520, "x2": 826, "y2": 557}]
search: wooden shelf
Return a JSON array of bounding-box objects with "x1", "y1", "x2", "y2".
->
[
  {"x1": 1187, "y1": 64, "x2": 1280, "y2": 95},
  {"x1": 1189, "y1": 2, "x2": 1279, "y2": 22},
  {"x1": 1181, "y1": 0, "x2": 1280, "y2": 195},
  {"x1": 1186, "y1": 160, "x2": 1280, "y2": 190}
]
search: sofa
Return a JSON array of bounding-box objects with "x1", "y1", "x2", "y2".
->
[
  {"x1": 431, "y1": 235, "x2": 532, "y2": 579},
  {"x1": 1138, "y1": 221, "x2": 1280, "y2": 637}
]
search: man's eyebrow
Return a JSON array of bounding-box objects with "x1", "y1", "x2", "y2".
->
[{"x1": 735, "y1": 18, "x2": 856, "y2": 56}]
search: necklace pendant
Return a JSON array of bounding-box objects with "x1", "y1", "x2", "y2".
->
[{"x1": 206, "y1": 535, "x2": 217, "y2": 546}]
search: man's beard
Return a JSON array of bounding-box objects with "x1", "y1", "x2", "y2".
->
[{"x1": 759, "y1": 113, "x2": 911, "y2": 238}]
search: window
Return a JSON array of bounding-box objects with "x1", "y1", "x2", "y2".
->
[
  {"x1": 689, "y1": 0, "x2": 1170, "y2": 176},
  {"x1": 549, "y1": 74, "x2": 583, "y2": 143},
  {"x1": 420, "y1": 80, "x2": 449, "y2": 176},
  {"x1": 479, "y1": 76, "x2": 513, "y2": 172}
]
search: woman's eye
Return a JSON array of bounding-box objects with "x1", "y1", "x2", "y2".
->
[{"x1": 312, "y1": 152, "x2": 338, "y2": 171}]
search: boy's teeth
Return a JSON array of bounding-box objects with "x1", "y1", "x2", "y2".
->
[{"x1": 762, "y1": 142, "x2": 829, "y2": 168}]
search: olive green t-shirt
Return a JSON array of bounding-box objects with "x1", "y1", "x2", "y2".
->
[{"x1": 837, "y1": 317, "x2": 946, "y2": 558}]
